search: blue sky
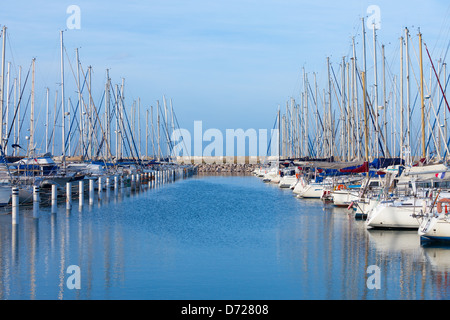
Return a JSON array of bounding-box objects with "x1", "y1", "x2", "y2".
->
[{"x1": 1, "y1": 0, "x2": 450, "y2": 156}]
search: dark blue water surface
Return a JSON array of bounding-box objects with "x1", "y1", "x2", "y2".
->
[{"x1": 1, "y1": 174, "x2": 450, "y2": 300}]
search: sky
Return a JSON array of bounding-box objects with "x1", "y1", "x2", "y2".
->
[{"x1": 1, "y1": 0, "x2": 450, "y2": 157}]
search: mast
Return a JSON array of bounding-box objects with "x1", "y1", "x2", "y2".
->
[
  {"x1": 362, "y1": 18, "x2": 367, "y2": 87},
  {"x1": 393, "y1": 76, "x2": 397, "y2": 157},
  {"x1": 30, "y1": 58, "x2": 35, "y2": 157},
  {"x1": 16, "y1": 66, "x2": 21, "y2": 155},
  {"x1": 405, "y1": 28, "x2": 411, "y2": 154},
  {"x1": 88, "y1": 66, "x2": 92, "y2": 159},
  {"x1": 105, "y1": 69, "x2": 111, "y2": 159},
  {"x1": 170, "y1": 99, "x2": 175, "y2": 160},
  {"x1": 327, "y1": 57, "x2": 333, "y2": 158},
  {"x1": 52, "y1": 90, "x2": 58, "y2": 156},
  {"x1": 278, "y1": 106, "x2": 281, "y2": 164},
  {"x1": 303, "y1": 69, "x2": 309, "y2": 158},
  {"x1": 323, "y1": 89, "x2": 327, "y2": 158},
  {"x1": 362, "y1": 71, "x2": 369, "y2": 162},
  {"x1": 13, "y1": 77, "x2": 16, "y2": 156},
  {"x1": 68, "y1": 97, "x2": 71, "y2": 156},
  {"x1": 382, "y1": 44, "x2": 388, "y2": 157},
  {"x1": 151, "y1": 105, "x2": 156, "y2": 158},
  {"x1": 341, "y1": 57, "x2": 346, "y2": 160},
  {"x1": 115, "y1": 84, "x2": 119, "y2": 160},
  {"x1": 400, "y1": 36, "x2": 404, "y2": 159},
  {"x1": 419, "y1": 31, "x2": 426, "y2": 159},
  {"x1": 157, "y1": 100, "x2": 161, "y2": 160},
  {"x1": 0, "y1": 26, "x2": 6, "y2": 150},
  {"x1": 314, "y1": 73, "x2": 319, "y2": 157},
  {"x1": 163, "y1": 95, "x2": 168, "y2": 157},
  {"x1": 373, "y1": 24, "x2": 379, "y2": 159},
  {"x1": 60, "y1": 30, "x2": 66, "y2": 165},
  {"x1": 362, "y1": 19, "x2": 368, "y2": 160},
  {"x1": 347, "y1": 62, "x2": 351, "y2": 161},
  {"x1": 352, "y1": 37, "x2": 360, "y2": 160},
  {"x1": 76, "y1": 48, "x2": 83, "y2": 157},
  {"x1": 146, "y1": 108, "x2": 148, "y2": 160},
  {"x1": 46, "y1": 87, "x2": 49, "y2": 154},
  {"x1": 5, "y1": 61, "x2": 10, "y2": 155},
  {"x1": 138, "y1": 98, "x2": 141, "y2": 159}
]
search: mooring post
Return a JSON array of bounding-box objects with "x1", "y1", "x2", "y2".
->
[
  {"x1": 79, "y1": 180, "x2": 84, "y2": 207},
  {"x1": 106, "y1": 176, "x2": 111, "y2": 198},
  {"x1": 12, "y1": 187, "x2": 19, "y2": 225},
  {"x1": 98, "y1": 176, "x2": 102, "y2": 199},
  {"x1": 66, "y1": 182, "x2": 72, "y2": 210},
  {"x1": 89, "y1": 178, "x2": 94, "y2": 205},
  {"x1": 33, "y1": 186, "x2": 40, "y2": 218},
  {"x1": 51, "y1": 184, "x2": 57, "y2": 213}
]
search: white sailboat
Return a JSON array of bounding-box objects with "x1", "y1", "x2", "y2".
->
[
  {"x1": 366, "y1": 163, "x2": 450, "y2": 229},
  {"x1": 278, "y1": 167, "x2": 298, "y2": 189},
  {"x1": 418, "y1": 195, "x2": 450, "y2": 242},
  {"x1": 294, "y1": 175, "x2": 333, "y2": 199}
]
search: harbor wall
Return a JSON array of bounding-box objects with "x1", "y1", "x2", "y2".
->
[{"x1": 195, "y1": 163, "x2": 258, "y2": 173}]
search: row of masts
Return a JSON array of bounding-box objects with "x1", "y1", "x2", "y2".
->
[
  {"x1": 277, "y1": 19, "x2": 449, "y2": 164},
  {"x1": 0, "y1": 27, "x2": 179, "y2": 163}
]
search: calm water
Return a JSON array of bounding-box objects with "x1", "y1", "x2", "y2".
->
[{"x1": 0, "y1": 174, "x2": 450, "y2": 300}]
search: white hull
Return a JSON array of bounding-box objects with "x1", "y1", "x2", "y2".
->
[
  {"x1": 295, "y1": 183, "x2": 324, "y2": 199},
  {"x1": 419, "y1": 216, "x2": 450, "y2": 242},
  {"x1": 355, "y1": 198, "x2": 379, "y2": 218},
  {"x1": 366, "y1": 199, "x2": 425, "y2": 229},
  {"x1": 332, "y1": 190, "x2": 359, "y2": 207},
  {"x1": 262, "y1": 169, "x2": 279, "y2": 183},
  {"x1": 279, "y1": 176, "x2": 297, "y2": 188}
]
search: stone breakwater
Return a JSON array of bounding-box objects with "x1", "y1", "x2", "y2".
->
[{"x1": 195, "y1": 163, "x2": 258, "y2": 173}]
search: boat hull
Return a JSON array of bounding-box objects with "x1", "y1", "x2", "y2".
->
[
  {"x1": 279, "y1": 176, "x2": 297, "y2": 189},
  {"x1": 366, "y1": 201, "x2": 424, "y2": 229},
  {"x1": 295, "y1": 184, "x2": 324, "y2": 199},
  {"x1": 419, "y1": 216, "x2": 450, "y2": 242},
  {"x1": 332, "y1": 190, "x2": 359, "y2": 207}
]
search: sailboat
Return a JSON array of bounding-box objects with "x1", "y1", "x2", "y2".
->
[
  {"x1": 366, "y1": 163, "x2": 450, "y2": 229},
  {"x1": 418, "y1": 195, "x2": 450, "y2": 243}
]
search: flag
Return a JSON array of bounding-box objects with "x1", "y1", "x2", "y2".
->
[{"x1": 436, "y1": 172, "x2": 446, "y2": 179}]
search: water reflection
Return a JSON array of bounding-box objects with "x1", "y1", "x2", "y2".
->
[
  {"x1": 0, "y1": 175, "x2": 450, "y2": 299},
  {"x1": 0, "y1": 194, "x2": 129, "y2": 299}
]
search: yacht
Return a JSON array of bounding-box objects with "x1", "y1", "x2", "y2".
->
[
  {"x1": 278, "y1": 167, "x2": 298, "y2": 189},
  {"x1": 418, "y1": 192, "x2": 450, "y2": 242}
]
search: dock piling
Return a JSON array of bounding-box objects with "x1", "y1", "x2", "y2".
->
[
  {"x1": 33, "y1": 186, "x2": 40, "y2": 218},
  {"x1": 79, "y1": 180, "x2": 84, "y2": 207},
  {"x1": 66, "y1": 182, "x2": 72, "y2": 210},
  {"x1": 51, "y1": 184, "x2": 57, "y2": 213},
  {"x1": 12, "y1": 187, "x2": 19, "y2": 225}
]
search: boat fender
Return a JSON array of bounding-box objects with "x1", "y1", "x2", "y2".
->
[{"x1": 437, "y1": 198, "x2": 450, "y2": 214}]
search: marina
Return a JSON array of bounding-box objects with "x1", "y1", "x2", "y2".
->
[{"x1": 2, "y1": 0, "x2": 450, "y2": 304}]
